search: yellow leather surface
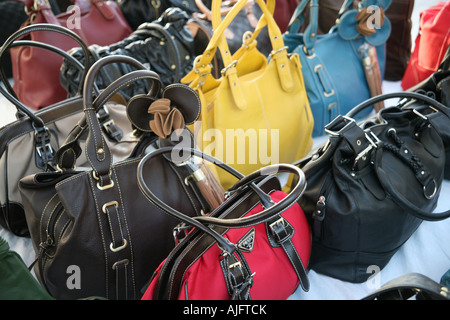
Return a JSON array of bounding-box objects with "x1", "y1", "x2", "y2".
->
[{"x1": 183, "y1": 0, "x2": 314, "y2": 189}]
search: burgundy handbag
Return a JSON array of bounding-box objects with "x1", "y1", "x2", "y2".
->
[
  {"x1": 10, "y1": 0, "x2": 132, "y2": 110},
  {"x1": 139, "y1": 148, "x2": 311, "y2": 300}
]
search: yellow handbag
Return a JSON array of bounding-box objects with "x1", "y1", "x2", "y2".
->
[{"x1": 182, "y1": 0, "x2": 314, "y2": 189}]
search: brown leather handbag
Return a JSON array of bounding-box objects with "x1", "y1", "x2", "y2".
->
[
  {"x1": 18, "y1": 55, "x2": 223, "y2": 300},
  {"x1": 10, "y1": 0, "x2": 132, "y2": 110},
  {"x1": 0, "y1": 23, "x2": 136, "y2": 237}
]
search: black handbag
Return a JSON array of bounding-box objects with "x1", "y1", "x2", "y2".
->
[
  {"x1": 296, "y1": 91, "x2": 450, "y2": 283},
  {"x1": 0, "y1": 23, "x2": 135, "y2": 237},
  {"x1": 407, "y1": 44, "x2": 450, "y2": 179},
  {"x1": 18, "y1": 55, "x2": 223, "y2": 299},
  {"x1": 116, "y1": 0, "x2": 202, "y2": 30},
  {"x1": 60, "y1": 7, "x2": 195, "y2": 100}
]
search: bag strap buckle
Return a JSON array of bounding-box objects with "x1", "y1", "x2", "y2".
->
[
  {"x1": 33, "y1": 125, "x2": 55, "y2": 170},
  {"x1": 324, "y1": 115, "x2": 356, "y2": 136},
  {"x1": 353, "y1": 131, "x2": 381, "y2": 168}
]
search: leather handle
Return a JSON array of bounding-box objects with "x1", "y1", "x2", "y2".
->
[
  {"x1": 375, "y1": 147, "x2": 450, "y2": 221},
  {"x1": 345, "y1": 91, "x2": 450, "y2": 119},
  {"x1": 0, "y1": 23, "x2": 90, "y2": 127},
  {"x1": 137, "y1": 146, "x2": 307, "y2": 253},
  {"x1": 192, "y1": 0, "x2": 280, "y2": 71},
  {"x1": 56, "y1": 55, "x2": 161, "y2": 171},
  {"x1": 286, "y1": 0, "x2": 354, "y2": 52},
  {"x1": 210, "y1": 0, "x2": 276, "y2": 65}
]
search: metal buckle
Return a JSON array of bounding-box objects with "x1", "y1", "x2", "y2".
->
[
  {"x1": 353, "y1": 131, "x2": 381, "y2": 168},
  {"x1": 92, "y1": 170, "x2": 114, "y2": 190},
  {"x1": 172, "y1": 223, "x2": 191, "y2": 245},
  {"x1": 269, "y1": 46, "x2": 288, "y2": 58},
  {"x1": 33, "y1": 125, "x2": 55, "y2": 169},
  {"x1": 221, "y1": 60, "x2": 238, "y2": 76},
  {"x1": 324, "y1": 115, "x2": 356, "y2": 136},
  {"x1": 412, "y1": 106, "x2": 439, "y2": 120},
  {"x1": 36, "y1": 143, "x2": 54, "y2": 158},
  {"x1": 229, "y1": 260, "x2": 243, "y2": 271},
  {"x1": 269, "y1": 217, "x2": 285, "y2": 232}
]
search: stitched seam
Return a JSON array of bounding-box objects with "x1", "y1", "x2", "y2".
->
[
  {"x1": 55, "y1": 210, "x2": 71, "y2": 243},
  {"x1": 112, "y1": 165, "x2": 136, "y2": 299},
  {"x1": 168, "y1": 162, "x2": 199, "y2": 214},
  {"x1": 85, "y1": 106, "x2": 107, "y2": 167},
  {"x1": 56, "y1": 171, "x2": 89, "y2": 188},
  {"x1": 163, "y1": 84, "x2": 201, "y2": 124},
  {"x1": 45, "y1": 200, "x2": 62, "y2": 239},
  {"x1": 58, "y1": 148, "x2": 76, "y2": 168},
  {"x1": 105, "y1": 206, "x2": 118, "y2": 245},
  {"x1": 40, "y1": 194, "x2": 59, "y2": 244},
  {"x1": 96, "y1": 76, "x2": 156, "y2": 107},
  {"x1": 87, "y1": 172, "x2": 109, "y2": 299}
]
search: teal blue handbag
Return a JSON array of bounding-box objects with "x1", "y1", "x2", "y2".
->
[{"x1": 283, "y1": 0, "x2": 391, "y2": 136}]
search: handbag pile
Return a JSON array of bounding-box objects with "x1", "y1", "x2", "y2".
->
[{"x1": 0, "y1": 0, "x2": 449, "y2": 302}]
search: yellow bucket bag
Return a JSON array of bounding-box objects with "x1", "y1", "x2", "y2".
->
[{"x1": 182, "y1": 0, "x2": 314, "y2": 189}]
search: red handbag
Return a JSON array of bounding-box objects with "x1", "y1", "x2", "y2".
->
[
  {"x1": 138, "y1": 148, "x2": 311, "y2": 300},
  {"x1": 10, "y1": 0, "x2": 132, "y2": 110},
  {"x1": 401, "y1": 1, "x2": 450, "y2": 90}
]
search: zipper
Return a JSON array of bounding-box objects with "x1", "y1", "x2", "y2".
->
[
  {"x1": 312, "y1": 172, "x2": 333, "y2": 240},
  {"x1": 43, "y1": 202, "x2": 65, "y2": 248}
]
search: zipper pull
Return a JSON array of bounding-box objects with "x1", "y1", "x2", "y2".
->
[
  {"x1": 313, "y1": 196, "x2": 326, "y2": 221},
  {"x1": 312, "y1": 196, "x2": 326, "y2": 240}
]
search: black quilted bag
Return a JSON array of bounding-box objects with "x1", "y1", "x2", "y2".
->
[{"x1": 60, "y1": 7, "x2": 195, "y2": 100}]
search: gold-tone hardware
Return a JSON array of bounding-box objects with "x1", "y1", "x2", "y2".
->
[
  {"x1": 221, "y1": 60, "x2": 238, "y2": 76},
  {"x1": 269, "y1": 46, "x2": 288, "y2": 58},
  {"x1": 324, "y1": 89, "x2": 335, "y2": 97},
  {"x1": 92, "y1": 170, "x2": 114, "y2": 190},
  {"x1": 110, "y1": 239, "x2": 127, "y2": 252},
  {"x1": 112, "y1": 259, "x2": 129, "y2": 270},
  {"x1": 102, "y1": 201, "x2": 119, "y2": 214}
]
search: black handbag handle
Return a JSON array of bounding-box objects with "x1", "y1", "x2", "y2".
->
[
  {"x1": 375, "y1": 147, "x2": 450, "y2": 221},
  {"x1": 345, "y1": 91, "x2": 450, "y2": 119},
  {"x1": 0, "y1": 23, "x2": 91, "y2": 127},
  {"x1": 55, "y1": 55, "x2": 162, "y2": 171},
  {"x1": 137, "y1": 146, "x2": 307, "y2": 254},
  {"x1": 80, "y1": 56, "x2": 162, "y2": 186}
]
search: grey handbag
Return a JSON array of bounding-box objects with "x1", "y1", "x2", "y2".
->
[{"x1": 0, "y1": 23, "x2": 137, "y2": 237}]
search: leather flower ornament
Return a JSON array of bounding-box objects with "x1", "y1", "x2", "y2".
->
[
  {"x1": 126, "y1": 83, "x2": 201, "y2": 137},
  {"x1": 148, "y1": 98, "x2": 185, "y2": 138}
]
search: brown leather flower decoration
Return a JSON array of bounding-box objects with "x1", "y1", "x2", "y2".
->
[
  {"x1": 355, "y1": 6, "x2": 385, "y2": 36},
  {"x1": 148, "y1": 98, "x2": 185, "y2": 138}
]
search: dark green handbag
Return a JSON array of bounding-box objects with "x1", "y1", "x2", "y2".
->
[{"x1": 0, "y1": 236, "x2": 52, "y2": 300}]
